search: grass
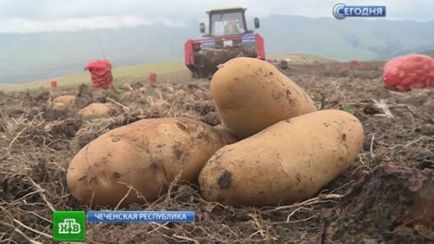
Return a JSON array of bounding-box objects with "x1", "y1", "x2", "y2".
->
[
  {"x1": 0, "y1": 53, "x2": 342, "y2": 92},
  {"x1": 0, "y1": 60, "x2": 188, "y2": 92},
  {"x1": 340, "y1": 101, "x2": 354, "y2": 114},
  {"x1": 270, "y1": 53, "x2": 338, "y2": 64}
]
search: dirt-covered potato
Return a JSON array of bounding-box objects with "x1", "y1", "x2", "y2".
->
[
  {"x1": 52, "y1": 95, "x2": 76, "y2": 109},
  {"x1": 211, "y1": 57, "x2": 316, "y2": 138},
  {"x1": 199, "y1": 110, "x2": 364, "y2": 206},
  {"x1": 77, "y1": 102, "x2": 113, "y2": 118},
  {"x1": 67, "y1": 117, "x2": 237, "y2": 206}
]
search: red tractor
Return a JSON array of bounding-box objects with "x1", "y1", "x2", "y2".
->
[{"x1": 184, "y1": 7, "x2": 265, "y2": 78}]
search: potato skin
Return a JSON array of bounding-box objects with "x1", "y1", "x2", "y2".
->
[
  {"x1": 77, "y1": 102, "x2": 113, "y2": 118},
  {"x1": 67, "y1": 117, "x2": 236, "y2": 206},
  {"x1": 211, "y1": 57, "x2": 316, "y2": 138},
  {"x1": 52, "y1": 95, "x2": 76, "y2": 109},
  {"x1": 199, "y1": 110, "x2": 364, "y2": 206}
]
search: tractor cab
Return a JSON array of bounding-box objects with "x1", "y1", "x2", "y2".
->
[
  {"x1": 200, "y1": 7, "x2": 260, "y2": 37},
  {"x1": 185, "y1": 7, "x2": 264, "y2": 78}
]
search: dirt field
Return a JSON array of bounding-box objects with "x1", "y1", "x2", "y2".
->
[{"x1": 0, "y1": 62, "x2": 433, "y2": 243}]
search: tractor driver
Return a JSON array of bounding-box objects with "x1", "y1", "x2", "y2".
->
[{"x1": 224, "y1": 20, "x2": 241, "y2": 35}]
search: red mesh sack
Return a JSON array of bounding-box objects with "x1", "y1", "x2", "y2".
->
[
  {"x1": 85, "y1": 59, "x2": 113, "y2": 89},
  {"x1": 383, "y1": 54, "x2": 434, "y2": 91},
  {"x1": 350, "y1": 59, "x2": 361, "y2": 67}
]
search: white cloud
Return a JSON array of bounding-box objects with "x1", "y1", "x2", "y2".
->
[
  {"x1": 0, "y1": 0, "x2": 432, "y2": 33},
  {"x1": 0, "y1": 16, "x2": 188, "y2": 33},
  {"x1": 0, "y1": 16, "x2": 151, "y2": 33}
]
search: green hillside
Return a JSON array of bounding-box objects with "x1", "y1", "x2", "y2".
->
[
  {"x1": 272, "y1": 53, "x2": 338, "y2": 63},
  {"x1": 1, "y1": 16, "x2": 433, "y2": 85},
  {"x1": 421, "y1": 49, "x2": 434, "y2": 57},
  {"x1": 1, "y1": 61, "x2": 187, "y2": 92},
  {"x1": 261, "y1": 16, "x2": 434, "y2": 61}
]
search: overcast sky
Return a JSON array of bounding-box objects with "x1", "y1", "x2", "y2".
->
[{"x1": 0, "y1": 0, "x2": 433, "y2": 33}]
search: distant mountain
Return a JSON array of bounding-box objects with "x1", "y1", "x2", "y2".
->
[
  {"x1": 420, "y1": 49, "x2": 434, "y2": 57},
  {"x1": 261, "y1": 16, "x2": 434, "y2": 61},
  {"x1": 0, "y1": 25, "x2": 196, "y2": 84},
  {"x1": 1, "y1": 15, "x2": 433, "y2": 84}
]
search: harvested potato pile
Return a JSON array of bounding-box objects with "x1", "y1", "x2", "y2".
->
[
  {"x1": 67, "y1": 117, "x2": 236, "y2": 206},
  {"x1": 66, "y1": 58, "x2": 364, "y2": 208}
]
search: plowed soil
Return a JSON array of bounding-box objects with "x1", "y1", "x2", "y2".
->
[{"x1": 1, "y1": 62, "x2": 433, "y2": 243}]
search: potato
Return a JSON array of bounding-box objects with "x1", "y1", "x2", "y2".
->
[
  {"x1": 77, "y1": 102, "x2": 113, "y2": 118},
  {"x1": 199, "y1": 110, "x2": 364, "y2": 206},
  {"x1": 211, "y1": 57, "x2": 316, "y2": 138},
  {"x1": 52, "y1": 95, "x2": 76, "y2": 109},
  {"x1": 67, "y1": 117, "x2": 237, "y2": 206}
]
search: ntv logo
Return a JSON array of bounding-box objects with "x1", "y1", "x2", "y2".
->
[
  {"x1": 333, "y1": 3, "x2": 386, "y2": 19},
  {"x1": 58, "y1": 219, "x2": 81, "y2": 234},
  {"x1": 53, "y1": 211, "x2": 86, "y2": 241}
]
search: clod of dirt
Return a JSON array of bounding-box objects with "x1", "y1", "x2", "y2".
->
[
  {"x1": 324, "y1": 163, "x2": 434, "y2": 243},
  {"x1": 44, "y1": 119, "x2": 82, "y2": 139},
  {"x1": 363, "y1": 104, "x2": 383, "y2": 115},
  {"x1": 193, "y1": 101, "x2": 215, "y2": 116},
  {"x1": 42, "y1": 107, "x2": 74, "y2": 121},
  {"x1": 75, "y1": 84, "x2": 94, "y2": 108},
  {"x1": 71, "y1": 132, "x2": 99, "y2": 152},
  {"x1": 201, "y1": 112, "x2": 221, "y2": 126}
]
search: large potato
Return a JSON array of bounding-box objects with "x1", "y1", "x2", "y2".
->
[
  {"x1": 199, "y1": 110, "x2": 364, "y2": 206},
  {"x1": 211, "y1": 57, "x2": 316, "y2": 138},
  {"x1": 67, "y1": 117, "x2": 236, "y2": 206}
]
